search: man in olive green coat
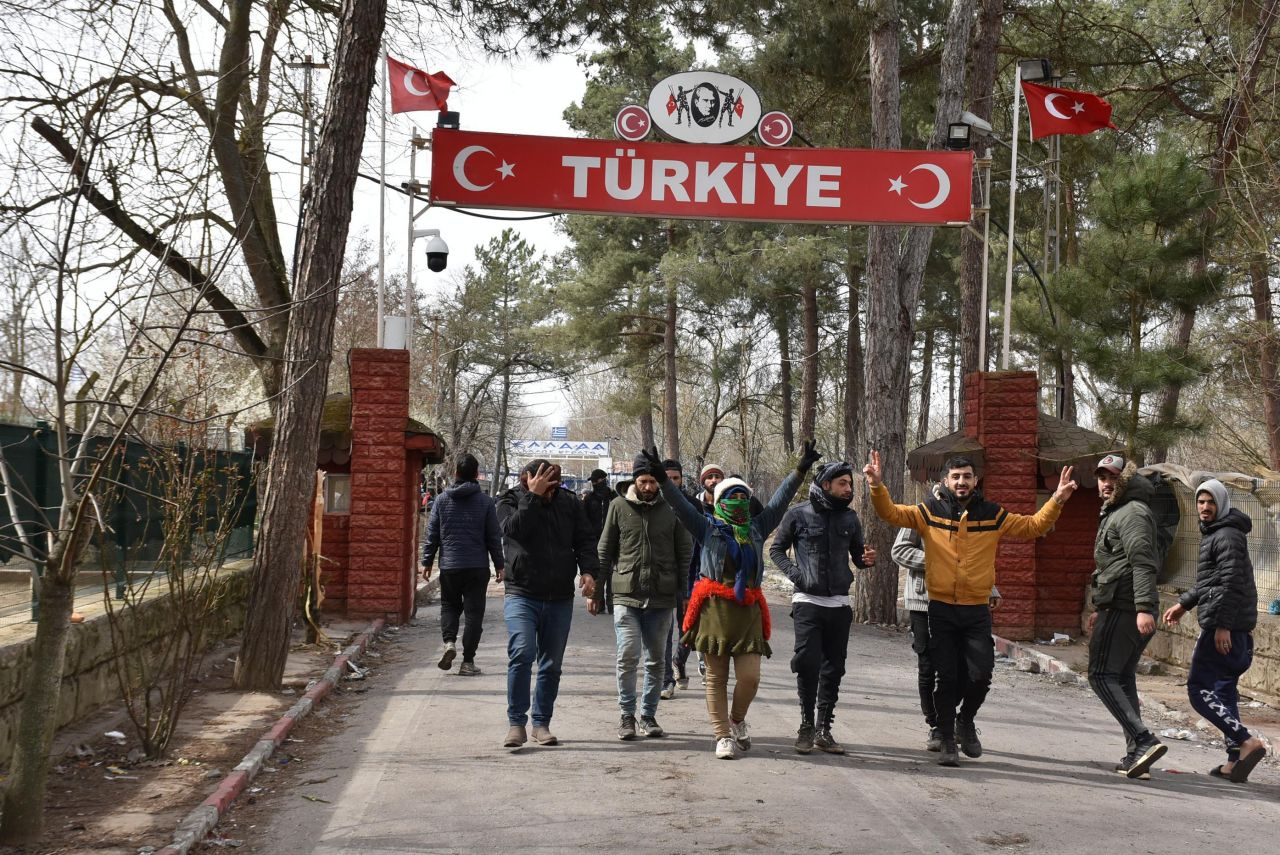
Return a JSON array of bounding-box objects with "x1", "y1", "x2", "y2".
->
[{"x1": 592, "y1": 454, "x2": 693, "y2": 741}]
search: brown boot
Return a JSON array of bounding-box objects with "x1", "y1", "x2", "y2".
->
[
  {"x1": 503, "y1": 725, "x2": 527, "y2": 748},
  {"x1": 531, "y1": 725, "x2": 559, "y2": 746}
]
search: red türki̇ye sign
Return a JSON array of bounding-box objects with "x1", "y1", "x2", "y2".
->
[{"x1": 429, "y1": 129, "x2": 974, "y2": 226}]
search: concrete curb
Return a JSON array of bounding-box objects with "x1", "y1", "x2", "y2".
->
[
  {"x1": 992, "y1": 634, "x2": 1081, "y2": 678},
  {"x1": 156, "y1": 618, "x2": 386, "y2": 855}
]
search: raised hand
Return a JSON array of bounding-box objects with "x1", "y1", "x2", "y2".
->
[
  {"x1": 863, "y1": 450, "x2": 883, "y2": 487},
  {"x1": 641, "y1": 446, "x2": 668, "y2": 483},
  {"x1": 1053, "y1": 465, "x2": 1078, "y2": 504},
  {"x1": 527, "y1": 463, "x2": 558, "y2": 496},
  {"x1": 797, "y1": 438, "x2": 821, "y2": 473}
]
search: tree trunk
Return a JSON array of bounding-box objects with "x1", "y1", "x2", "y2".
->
[
  {"x1": 778, "y1": 314, "x2": 795, "y2": 454},
  {"x1": 1146, "y1": 307, "x2": 1194, "y2": 462},
  {"x1": 492, "y1": 367, "x2": 512, "y2": 497},
  {"x1": 800, "y1": 276, "x2": 819, "y2": 441},
  {"x1": 0, "y1": 570, "x2": 74, "y2": 842},
  {"x1": 1250, "y1": 257, "x2": 1280, "y2": 468},
  {"x1": 857, "y1": 0, "x2": 974, "y2": 626},
  {"x1": 917, "y1": 326, "x2": 934, "y2": 445},
  {"x1": 844, "y1": 238, "x2": 865, "y2": 463},
  {"x1": 663, "y1": 279, "x2": 680, "y2": 460},
  {"x1": 638, "y1": 384, "x2": 656, "y2": 449},
  {"x1": 957, "y1": 0, "x2": 1003, "y2": 414},
  {"x1": 234, "y1": 0, "x2": 388, "y2": 690}
]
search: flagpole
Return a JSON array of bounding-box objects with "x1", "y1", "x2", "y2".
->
[
  {"x1": 377, "y1": 54, "x2": 387, "y2": 348},
  {"x1": 1001, "y1": 64, "x2": 1023, "y2": 370}
]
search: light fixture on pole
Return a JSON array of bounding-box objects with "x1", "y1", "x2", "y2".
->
[
  {"x1": 957, "y1": 110, "x2": 994, "y2": 371},
  {"x1": 1001, "y1": 57, "x2": 1053, "y2": 370},
  {"x1": 945, "y1": 122, "x2": 972, "y2": 151}
]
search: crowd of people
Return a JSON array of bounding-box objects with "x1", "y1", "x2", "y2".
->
[{"x1": 418, "y1": 444, "x2": 1266, "y2": 782}]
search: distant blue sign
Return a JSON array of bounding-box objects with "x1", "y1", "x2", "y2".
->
[{"x1": 509, "y1": 439, "x2": 610, "y2": 458}]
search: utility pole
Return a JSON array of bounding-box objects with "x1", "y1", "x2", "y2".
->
[{"x1": 286, "y1": 55, "x2": 330, "y2": 217}]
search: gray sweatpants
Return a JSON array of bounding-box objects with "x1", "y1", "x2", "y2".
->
[{"x1": 1087, "y1": 608, "x2": 1154, "y2": 753}]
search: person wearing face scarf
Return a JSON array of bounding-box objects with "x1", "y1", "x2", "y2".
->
[
  {"x1": 642, "y1": 441, "x2": 820, "y2": 760},
  {"x1": 769, "y1": 462, "x2": 876, "y2": 755},
  {"x1": 1162, "y1": 478, "x2": 1266, "y2": 783}
]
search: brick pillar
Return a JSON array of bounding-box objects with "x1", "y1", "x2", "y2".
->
[
  {"x1": 1035, "y1": 493, "x2": 1100, "y2": 636},
  {"x1": 347, "y1": 348, "x2": 410, "y2": 620},
  {"x1": 965, "y1": 370, "x2": 1040, "y2": 640},
  {"x1": 321, "y1": 513, "x2": 350, "y2": 611}
]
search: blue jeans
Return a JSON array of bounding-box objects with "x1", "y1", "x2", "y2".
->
[
  {"x1": 614, "y1": 605, "x2": 673, "y2": 717},
  {"x1": 505, "y1": 595, "x2": 574, "y2": 727}
]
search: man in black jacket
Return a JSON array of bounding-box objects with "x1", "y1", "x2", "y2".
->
[
  {"x1": 583, "y1": 468, "x2": 617, "y2": 613},
  {"x1": 1162, "y1": 478, "x2": 1266, "y2": 782},
  {"x1": 769, "y1": 461, "x2": 876, "y2": 754},
  {"x1": 421, "y1": 453, "x2": 504, "y2": 676},
  {"x1": 496, "y1": 459, "x2": 599, "y2": 749}
]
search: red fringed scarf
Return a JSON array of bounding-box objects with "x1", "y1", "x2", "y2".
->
[{"x1": 683, "y1": 577, "x2": 771, "y2": 640}]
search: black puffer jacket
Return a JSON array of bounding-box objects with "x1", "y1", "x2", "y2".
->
[
  {"x1": 497, "y1": 485, "x2": 599, "y2": 600},
  {"x1": 421, "y1": 481, "x2": 504, "y2": 571},
  {"x1": 769, "y1": 491, "x2": 868, "y2": 598},
  {"x1": 1180, "y1": 508, "x2": 1257, "y2": 632}
]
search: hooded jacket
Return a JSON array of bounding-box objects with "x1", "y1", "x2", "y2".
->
[
  {"x1": 421, "y1": 480, "x2": 504, "y2": 571},
  {"x1": 497, "y1": 484, "x2": 599, "y2": 600},
  {"x1": 1091, "y1": 461, "x2": 1159, "y2": 613},
  {"x1": 594, "y1": 480, "x2": 693, "y2": 610},
  {"x1": 583, "y1": 481, "x2": 616, "y2": 542},
  {"x1": 769, "y1": 486, "x2": 868, "y2": 598},
  {"x1": 1180, "y1": 480, "x2": 1257, "y2": 631},
  {"x1": 870, "y1": 481, "x2": 1062, "y2": 606}
]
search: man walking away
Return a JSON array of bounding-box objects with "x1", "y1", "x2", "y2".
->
[
  {"x1": 865, "y1": 451, "x2": 1076, "y2": 767},
  {"x1": 593, "y1": 455, "x2": 693, "y2": 740},
  {"x1": 1086, "y1": 454, "x2": 1167, "y2": 779},
  {"x1": 770, "y1": 462, "x2": 875, "y2": 754},
  {"x1": 421, "y1": 453, "x2": 504, "y2": 676},
  {"x1": 497, "y1": 460, "x2": 599, "y2": 749},
  {"x1": 660, "y1": 458, "x2": 693, "y2": 699},
  {"x1": 584, "y1": 468, "x2": 617, "y2": 611},
  {"x1": 1162, "y1": 478, "x2": 1266, "y2": 782}
]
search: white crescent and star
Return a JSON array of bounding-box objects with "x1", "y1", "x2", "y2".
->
[
  {"x1": 1043, "y1": 92, "x2": 1088, "y2": 120},
  {"x1": 620, "y1": 112, "x2": 643, "y2": 134},
  {"x1": 403, "y1": 71, "x2": 433, "y2": 97},
  {"x1": 453, "y1": 146, "x2": 516, "y2": 192},
  {"x1": 888, "y1": 165, "x2": 950, "y2": 209}
]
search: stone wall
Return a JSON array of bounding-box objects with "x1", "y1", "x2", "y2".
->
[
  {"x1": 0, "y1": 561, "x2": 252, "y2": 764},
  {"x1": 1145, "y1": 590, "x2": 1280, "y2": 704}
]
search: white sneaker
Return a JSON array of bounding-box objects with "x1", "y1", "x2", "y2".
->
[
  {"x1": 660, "y1": 684, "x2": 676, "y2": 700},
  {"x1": 715, "y1": 737, "x2": 737, "y2": 759},
  {"x1": 437, "y1": 641, "x2": 456, "y2": 671},
  {"x1": 731, "y1": 719, "x2": 751, "y2": 751}
]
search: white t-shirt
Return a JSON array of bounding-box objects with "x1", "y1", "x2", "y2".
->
[{"x1": 791, "y1": 592, "x2": 850, "y2": 609}]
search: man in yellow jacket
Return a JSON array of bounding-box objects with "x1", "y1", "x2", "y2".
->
[{"x1": 864, "y1": 451, "x2": 1078, "y2": 766}]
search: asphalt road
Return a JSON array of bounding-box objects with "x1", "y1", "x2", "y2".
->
[{"x1": 246, "y1": 586, "x2": 1279, "y2": 854}]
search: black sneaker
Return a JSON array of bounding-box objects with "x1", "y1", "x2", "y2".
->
[
  {"x1": 957, "y1": 718, "x2": 983, "y2": 758},
  {"x1": 1127, "y1": 739, "x2": 1166, "y2": 779},
  {"x1": 638, "y1": 715, "x2": 665, "y2": 738},
  {"x1": 926, "y1": 727, "x2": 943, "y2": 752},
  {"x1": 938, "y1": 738, "x2": 960, "y2": 767},
  {"x1": 813, "y1": 728, "x2": 845, "y2": 755},
  {"x1": 1114, "y1": 752, "x2": 1151, "y2": 780},
  {"x1": 795, "y1": 723, "x2": 815, "y2": 754},
  {"x1": 618, "y1": 714, "x2": 637, "y2": 741}
]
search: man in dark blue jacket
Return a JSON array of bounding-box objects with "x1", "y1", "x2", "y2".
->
[
  {"x1": 422, "y1": 454, "x2": 504, "y2": 677},
  {"x1": 496, "y1": 459, "x2": 599, "y2": 749},
  {"x1": 769, "y1": 461, "x2": 876, "y2": 755}
]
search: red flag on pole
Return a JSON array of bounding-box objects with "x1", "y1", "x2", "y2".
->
[
  {"x1": 1021, "y1": 80, "x2": 1117, "y2": 139},
  {"x1": 386, "y1": 56, "x2": 454, "y2": 114}
]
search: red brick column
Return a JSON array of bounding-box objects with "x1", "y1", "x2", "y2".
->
[
  {"x1": 321, "y1": 514, "x2": 350, "y2": 611},
  {"x1": 347, "y1": 348, "x2": 410, "y2": 619},
  {"x1": 965, "y1": 371, "x2": 1040, "y2": 640},
  {"x1": 1036, "y1": 493, "x2": 1100, "y2": 635}
]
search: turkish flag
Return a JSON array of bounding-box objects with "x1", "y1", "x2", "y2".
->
[
  {"x1": 387, "y1": 55, "x2": 454, "y2": 114},
  {"x1": 1021, "y1": 80, "x2": 1117, "y2": 140}
]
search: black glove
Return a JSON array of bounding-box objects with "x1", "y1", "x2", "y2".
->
[
  {"x1": 641, "y1": 446, "x2": 668, "y2": 483},
  {"x1": 797, "y1": 439, "x2": 820, "y2": 474}
]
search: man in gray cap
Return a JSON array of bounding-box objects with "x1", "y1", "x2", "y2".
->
[
  {"x1": 769, "y1": 461, "x2": 876, "y2": 754},
  {"x1": 1162, "y1": 478, "x2": 1266, "y2": 782},
  {"x1": 1087, "y1": 453, "x2": 1166, "y2": 779}
]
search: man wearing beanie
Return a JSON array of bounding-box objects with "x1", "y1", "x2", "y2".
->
[
  {"x1": 1086, "y1": 453, "x2": 1166, "y2": 778},
  {"x1": 591, "y1": 454, "x2": 692, "y2": 740},
  {"x1": 769, "y1": 461, "x2": 876, "y2": 754},
  {"x1": 1162, "y1": 478, "x2": 1266, "y2": 782}
]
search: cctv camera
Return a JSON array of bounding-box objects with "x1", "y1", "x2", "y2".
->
[
  {"x1": 960, "y1": 110, "x2": 993, "y2": 134},
  {"x1": 425, "y1": 235, "x2": 449, "y2": 273}
]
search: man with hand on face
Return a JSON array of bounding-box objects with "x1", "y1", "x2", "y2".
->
[
  {"x1": 864, "y1": 452, "x2": 1077, "y2": 767},
  {"x1": 592, "y1": 455, "x2": 693, "y2": 740},
  {"x1": 1162, "y1": 478, "x2": 1265, "y2": 783},
  {"x1": 770, "y1": 461, "x2": 876, "y2": 755},
  {"x1": 496, "y1": 460, "x2": 599, "y2": 750},
  {"x1": 1086, "y1": 453, "x2": 1167, "y2": 779}
]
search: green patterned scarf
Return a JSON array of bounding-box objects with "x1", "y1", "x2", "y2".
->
[{"x1": 714, "y1": 496, "x2": 752, "y2": 544}]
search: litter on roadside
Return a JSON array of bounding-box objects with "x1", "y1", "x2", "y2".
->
[
  {"x1": 104, "y1": 731, "x2": 126, "y2": 741},
  {"x1": 1160, "y1": 729, "x2": 1194, "y2": 740}
]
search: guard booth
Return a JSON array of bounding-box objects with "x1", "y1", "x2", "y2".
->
[{"x1": 247, "y1": 348, "x2": 445, "y2": 623}]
